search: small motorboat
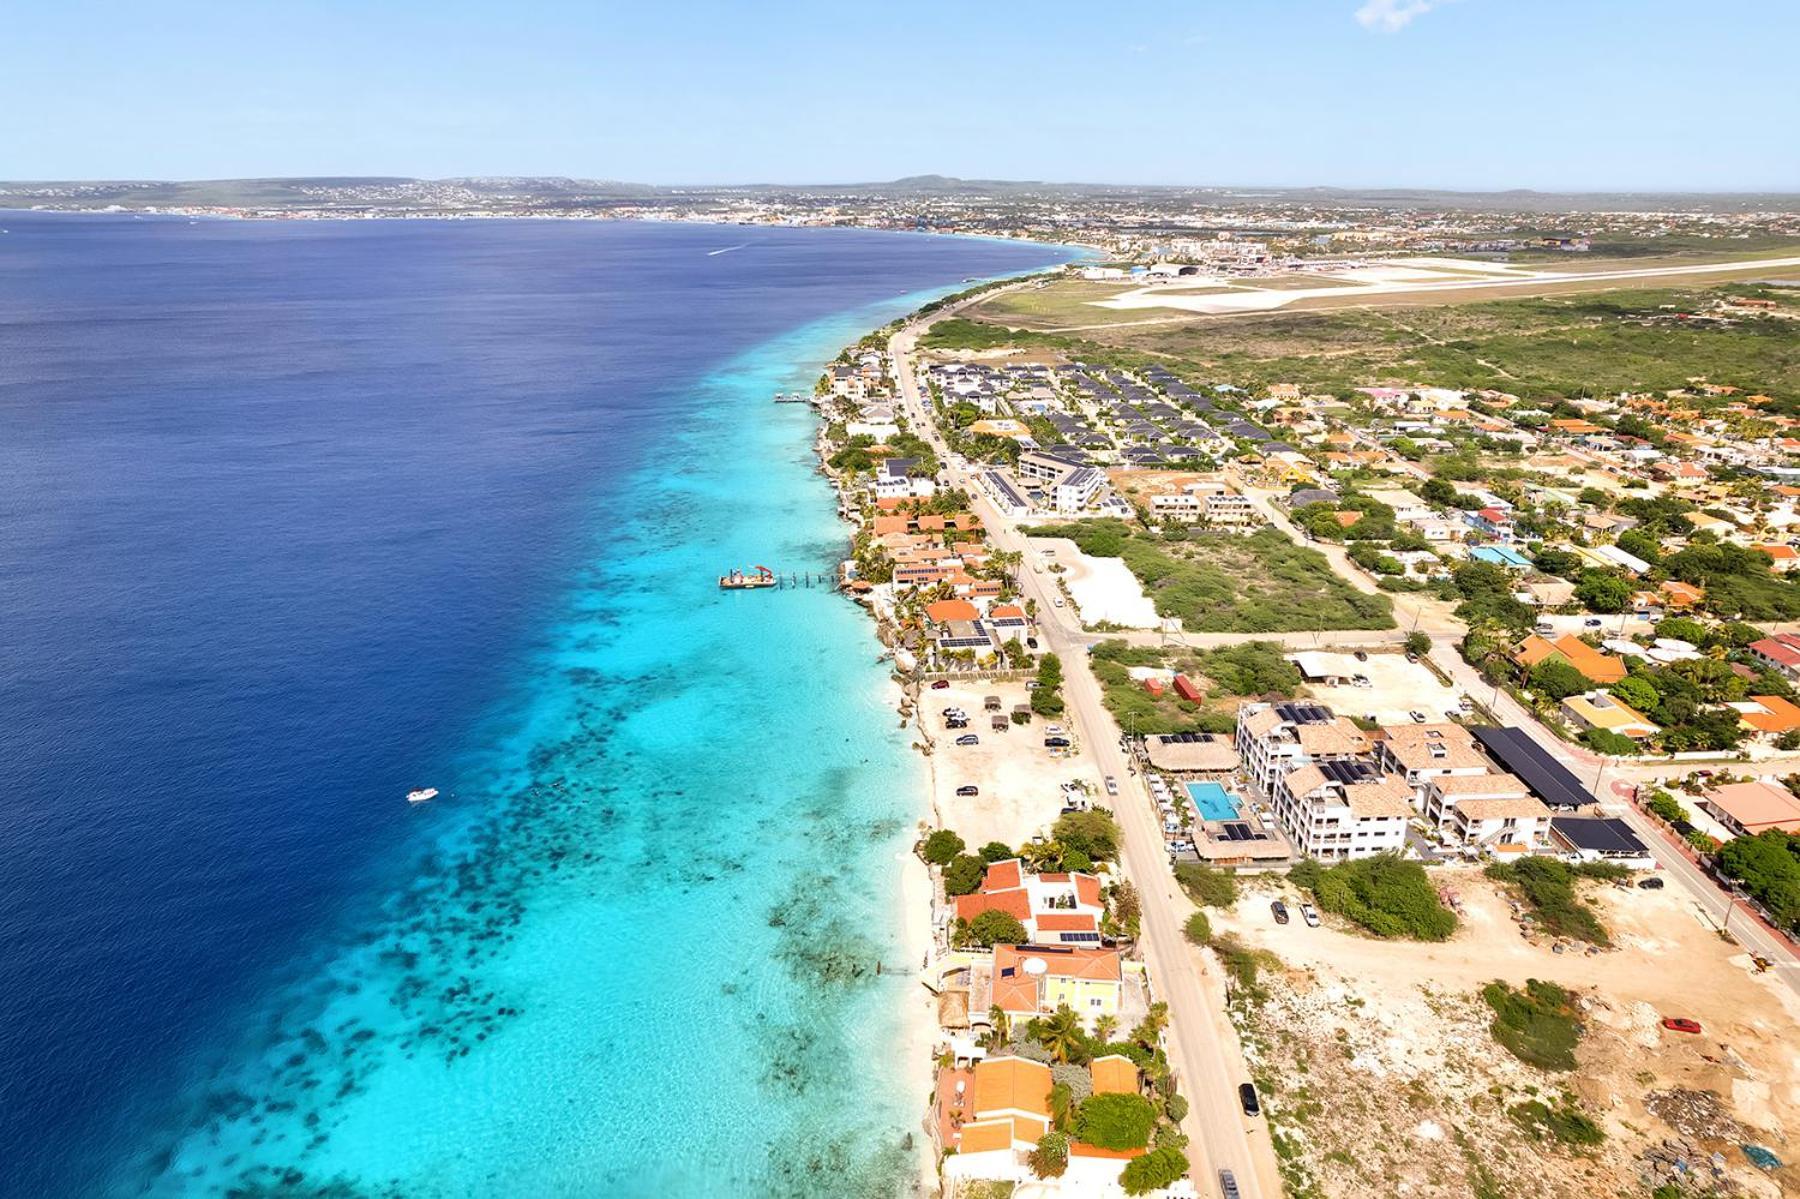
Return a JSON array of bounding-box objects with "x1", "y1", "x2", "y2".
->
[{"x1": 407, "y1": 787, "x2": 439, "y2": 804}]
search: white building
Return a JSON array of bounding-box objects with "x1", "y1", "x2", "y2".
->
[{"x1": 1055, "y1": 467, "x2": 1105, "y2": 515}]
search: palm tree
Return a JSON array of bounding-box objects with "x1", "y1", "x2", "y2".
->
[
  {"x1": 1041, "y1": 1005, "x2": 1086, "y2": 1064},
  {"x1": 1093, "y1": 1014, "x2": 1119, "y2": 1044},
  {"x1": 1134, "y1": 1002, "x2": 1169, "y2": 1048},
  {"x1": 982, "y1": 1004, "x2": 1010, "y2": 1052}
]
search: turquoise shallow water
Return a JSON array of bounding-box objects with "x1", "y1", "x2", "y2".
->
[{"x1": 120, "y1": 294, "x2": 999, "y2": 1197}]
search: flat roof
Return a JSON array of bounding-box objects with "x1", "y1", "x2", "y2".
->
[
  {"x1": 1550, "y1": 816, "x2": 1646, "y2": 855},
  {"x1": 1471, "y1": 726, "x2": 1595, "y2": 809}
]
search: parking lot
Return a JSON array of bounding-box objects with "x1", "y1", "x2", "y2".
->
[
  {"x1": 1295, "y1": 648, "x2": 1465, "y2": 726},
  {"x1": 923, "y1": 677, "x2": 1095, "y2": 848}
]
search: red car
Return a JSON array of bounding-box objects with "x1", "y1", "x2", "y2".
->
[
  {"x1": 1662, "y1": 1017, "x2": 1702, "y2": 1035},
  {"x1": 931, "y1": 679, "x2": 950, "y2": 689}
]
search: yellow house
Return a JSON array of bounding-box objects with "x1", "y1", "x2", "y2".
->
[{"x1": 991, "y1": 944, "x2": 1122, "y2": 1025}]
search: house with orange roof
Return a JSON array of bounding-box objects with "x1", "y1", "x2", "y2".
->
[
  {"x1": 990, "y1": 944, "x2": 1123, "y2": 1026},
  {"x1": 1730, "y1": 695, "x2": 1800, "y2": 742},
  {"x1": 926, "y1": 598, "x2": 980, "y2": 624},
  {"x1": 952, "y1": 860, "x2": 1106, "y2": 947},
  {"x1": 1703, "y1": 781, "x2": 1800, "y2": 838},
  {"x1": 1513, "y1": 634, "x2": 1627, "y2": 685},
  {"x1": 1753, "y1": 543, "x2": 1800, "y2": 574},
  {"x1": 939, "y1": 1056, "x2": 1053, "y2": 1184}
]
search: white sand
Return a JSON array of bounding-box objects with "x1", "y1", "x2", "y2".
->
[{"x1": 1037, "y1": 538, "x2": 1159, "y2": 629}]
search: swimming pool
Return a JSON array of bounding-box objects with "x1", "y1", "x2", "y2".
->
[{"x1": 1184, "y1": 781, "x2": 1245, "y2": 823}]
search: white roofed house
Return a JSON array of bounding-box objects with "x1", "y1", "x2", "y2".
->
[{"x1": 875, "y1": 457, "x2": 937, "y2": 501}]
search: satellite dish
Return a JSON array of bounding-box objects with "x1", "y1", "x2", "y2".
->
[{"x1": 1022, "y1": 957, "x2": 1048, "y2": 976}]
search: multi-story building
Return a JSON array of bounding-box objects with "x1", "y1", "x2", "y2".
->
[
  {"x1": 1372, "y1": 723, "x2": 1491, "y2": 808},
  {"x1": 1273, "y1": 761, "x2": 1413, "y2": 860},
  {"x1": 1236, "y1": 701, "x2": 1370, "y2": 794},
  {"x1": 1422, "y1": 772, "x2": 1551, "y2": 848},
  {"x1": 1238, "y1": 702, "x2": 1412, "y2": 859}
]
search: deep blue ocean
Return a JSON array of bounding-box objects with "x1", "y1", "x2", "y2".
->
[{"x1": 0, "y1": 212, "x2": 1068, "y2": 1197}]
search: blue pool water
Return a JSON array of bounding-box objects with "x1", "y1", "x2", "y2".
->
[
  {"x1": 0, "y1": 212, "x2": 1071, "y2": 1197},
  {"x1": 1185, "y1": 781, "x2": 1246, "y2": 823}
]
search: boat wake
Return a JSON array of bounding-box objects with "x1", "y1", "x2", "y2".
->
[{"x1": 706, "y1": 243, "x2": 749, "y2": 257}]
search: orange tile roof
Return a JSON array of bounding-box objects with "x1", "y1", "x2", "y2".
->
[
  {"x1": 955, "y1": 1119, "x2": 1016, "y2": 1155},
  {"x1": 971, "y1": 1056, "x2": 1052, "y2": 1119},
  {"x1": 1073, "y1": 873, "x2": 1102, "y2": 908},
  {"x1": 982, "y1": 859, "x2": 1023, "y2": 891},
  {"x1": 1705, "y1": 781, "x2": 1800, "y2": 833},
  {"x1": 1514, "y1": 634, "x2": 1625, "y2": 684},
  {"x1": 1035, "y1": 912, "x2": 1098, "y2": 932},
  {"x1": 1742, "y1": 695, "x2": 1800, "y2": 735},
  {"x1": 990, "y1": 944, "x2": 1122, "y2": 1014},
  {"x1": 1070, "y1": 1141, "x2": 1146, "y2": 1160},
  {"x1": 926, "y1": 599, "x2": 980, "y2": 624},
  {"x1": 955, "y1": 888, "x2": 1032, "y2": 924},
  {"x1": 1090, "y1": 1055, "x2": 1139, "y2": 1096}
]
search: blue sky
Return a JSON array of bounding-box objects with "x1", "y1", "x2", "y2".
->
[{"x1": 7, "y1": 0, "x2": 1796, "y2": 190}]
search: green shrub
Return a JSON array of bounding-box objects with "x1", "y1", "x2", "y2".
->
[
  {"x1": 1028, "y1": 1131, "x2": 1069, "y2": 1179},
  {"x1": 1645, "y1": 790, "x2": 1686, "y2": 825},
  {"x1": 944, "y1": 854, "x2": 987, "y2": 897},
  {"x1": 1072, "y1": 1092, "x2": 1158, "y2": 1151},
  {"x1": 1482, "y1": 979, "x2": 1582, "y2": 1071},
  {"x1": 967, "y1": 909, "x2": 1028, "y2": 947},
  {"x1": 1183, "y1": 911, "x2": 1212, "y2": 945},
  {"x1": 979, "y1": 841, "x2": 1015, "y2": 863},
  {"x1": 1121, "y1": 1146, "x2": 1190, "y2": 1195},
  {"x1": 1054, "y1": 809, "x2": 1120, "y2": 862},
  {"x1": 1485, "y1": 857, "x2": 1610, "y2": 946},
  {"x1": 1509, "y1": 1098, "x2": 1605, "y2": 1145},
  {"x1": 1295, "y1": 855, "x2": 1456, "y2": 940},
  {"x1": 1173, "y1": 862, "x2": 1239, "y2": 908},
  {"x1": 920, "y1": 829, "x2": 965, "y2": 865}
]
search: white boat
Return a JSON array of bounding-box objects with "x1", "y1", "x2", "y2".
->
[{"x1": 407, "y1": 787, "x2": 439, "y2": 804}]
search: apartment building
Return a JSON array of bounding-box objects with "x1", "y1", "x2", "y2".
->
[{"x1": 1237, "y1": 702, "x2": 1409, "y2": 859}]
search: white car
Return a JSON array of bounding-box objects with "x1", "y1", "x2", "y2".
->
[
  {"x1": 1104, "y1": 776, "x2": 1119, "y2": 795},
  {"x1": 1300, "y1": 903, "x2": 1321, "y2": 928},
  {"x1": 1053, "y1": 597, "x2": 1064, "y2": 608}
]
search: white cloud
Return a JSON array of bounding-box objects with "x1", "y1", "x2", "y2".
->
[{"x1": 1355, "y1": 0, "x2": 1447, "y2": 32}]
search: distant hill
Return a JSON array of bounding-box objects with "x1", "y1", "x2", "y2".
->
[{"x1": 3, "y1": 175, "x2": 1796, "y2": 214}]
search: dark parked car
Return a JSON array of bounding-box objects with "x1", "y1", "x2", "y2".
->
[
  {"x1": 955, "y1": 734, "x2": 979, "y2": 747},
  {"x1": 1218, "y1": 1169, "x2": 1241, "y2": 1199},
  {"x1": 1238, "y1": 1082, "x2": 1261, "y2": 1117},
  {"x1": 955, "y1": 785, "x2": 979, "y2": 797},
  {"x1": 1353, "y1": 650, "x2": 1369, "y2": 662},
  {"x1": 1637, "y1": 876, "x2": 1665, "y2": 889},
  {"x1": 930, "y1": 679, "x2": 950, "y2": 690},
  {"x1": 1270, "y1": 900, "x2": 1290, "y2": 925}
]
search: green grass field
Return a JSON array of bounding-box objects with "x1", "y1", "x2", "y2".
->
[
  {"x1": 1030, "y1": 522, "x2": 1395, "y2": 633},
  {"x1": 936, "y1": 284, "x2": 1800, "y2": 401}
]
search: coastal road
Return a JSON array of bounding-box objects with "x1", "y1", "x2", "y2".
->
[{"x1": 891, "y1": 311, "x2": 1282, "y2": 1198}]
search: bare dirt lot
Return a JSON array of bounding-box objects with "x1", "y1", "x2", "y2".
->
[{"x1": 1208, "y1": 867, "x2": 1800, "y2": 1198}]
